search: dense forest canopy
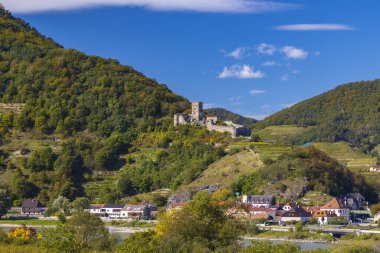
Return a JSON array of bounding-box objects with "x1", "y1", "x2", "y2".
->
[
  {"x1": 233, "y1": 147, "x2": 378, "y2": 203},
  {"x1": 0, "y1": 6, "x2": 189, "y2": 137},
  {"x1": 255, "y1": 80, "x2": 380, "y2": 151}
]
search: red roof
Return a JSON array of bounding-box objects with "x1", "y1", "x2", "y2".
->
[
  {"x1": 248, "y1": 207, "x2": 277, "y2": 212},
  {"x1": 321, "y1": 198, "x2": 344, "y2": 209},
  {"x1": 312, "y1": 211, "x2": 336, "y2": 218},
  {"x1": 250, "y1": 213, "x2": 270, "y2": 220}
]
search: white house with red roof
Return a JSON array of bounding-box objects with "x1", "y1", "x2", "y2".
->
[
  {"x1": 312, "y1": 210, "x2": 337, "y2": 225},
  {"x1": 247, "y1": 206, "x2": 278, "y2": 220},
  {"x1": 320, "y1": 197, "x2": 350, "y2": 221}
]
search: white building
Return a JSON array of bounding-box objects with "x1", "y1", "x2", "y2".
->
[
  {"x1": 312, "y1": 210, "x2": 337, "y2": 225},
  {"x1": 242, "y1": 195, "x2": 274, "y2": 208},
  {"x1": 280, "y1": 203, "x2": 311, "y2": 223},
  {"x1": 321, "y1": 198, "x2": 350, "y2": 222},
  {"x1": 102, "y1": 204, "x2": 125, "y2": 218},
  {"x1": 85, "y1": 204, "x2": 105, "y2": 215}
]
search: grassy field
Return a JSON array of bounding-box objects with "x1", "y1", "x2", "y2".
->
[
  {"x1": 311, "y1": 142, "x2": 376, "y2": 172},
  {"x1": 180, "y1": 150, "x2": 263, "y2": 190},
  {"x1": 252, "y1": 125, "x2": 313, "y2": 144},
  {"x1": 0, "y1": 219, "x2": 58, "y2": 226},
  {"x1": 0, "y1": 244, "x2": 41, "y2": 253}
]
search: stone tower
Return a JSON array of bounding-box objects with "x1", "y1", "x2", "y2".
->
[{"x1": 191, "y1": 101, "x2": 203, "y2": 122}]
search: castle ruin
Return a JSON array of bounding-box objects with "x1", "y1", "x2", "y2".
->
[{"x1": 174, "y1": 102, "x2": 251, "y2": 138}]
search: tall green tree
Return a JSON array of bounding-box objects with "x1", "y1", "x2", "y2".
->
[
  {"x1": 67, "y1": 211, "x2": 110, "y2": 251},
  {"x1": 0, "y1": 190, "x2": 11, "y2": 219}
]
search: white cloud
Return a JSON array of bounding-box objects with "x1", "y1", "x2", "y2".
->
[
  {"x1": 2, "y1": 0, "x2": 299, "y2": 14},
  {"x1": 250, "y1": 89, "x2": 266, "y2": 95},
  {"x1": 280, "y1": 74, "x2": 289, "y2": 81},
  {"x1": 262, "y1": 61, "x2": 277, "y2": 67},
  {"x1": 275, "y1": 24, "x2": 354, "y2": 31},
  {"x1": 257, "y1": 43, "x2": 276, "y2": 55},
  {"x1": 226, "y1": 47, "x2": 247, "y2": 59},
  {"x1": 218, "y1": 65, "x2": 264, "y2": 79},
  {"x1": 281, "y1": 46, "x2": 308, "y2": 59}
]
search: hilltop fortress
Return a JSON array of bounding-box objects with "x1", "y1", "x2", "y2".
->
[{"x1": 174, "y1": 102, "x2": 251, "y2": 138}]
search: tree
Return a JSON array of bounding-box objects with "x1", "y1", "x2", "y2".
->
[
  {"x1": 0, "y1": 190, "x2": 11, "y2": 219},
  {"x1": 116, "y1": 231, "x2": 157, "y2": 253},
  {"x1": 155, "y1": 191, "x2": 243, "y2": 251},
  {"x1": 67, "y1": 211, "x2": 110, "y2": 251},
  {"x1": 50, "y1": 196, "x2": 72, "y2": 214},
  {"x1": 41, "y1": 225, "x2": 81, "y2": 253},
  {"x1": 10, "y1": 168, "x2": 39, "y2": 200},
  {"x1": 27, "y1": 147, "x2": 56, "y2": 172},
  {"x1": 116, "y1": 176, "x2": 135, "y2": 196},
  {"x1": 7, "y1": 224, "x2": 37, "y2": 240},
  {"x1": 72, "y1": 197, "x2": 90, "y2": 211}
]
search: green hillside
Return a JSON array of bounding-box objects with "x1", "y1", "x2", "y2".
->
[
  {"x1": 0, "y1": 8, "x2": 225, "y2": 205},
  {"x1": 0, "y1": 7, "x2": 188, "y2": 137},
  {"x1": 205, "y1": 108, "x2": 257, "y2": 127},
  {"x1": 180, "y1": 150, "x2": 263, "y2": 191},
  {"x1": 232, "y1": 147, "x2": 378, "y2": 203},
  {"x1": 311, "y1": 142, "x2": 376, "y2": 171},
  {"x1": 255, "y1": 80, "x2": 380, "y2": 151}
]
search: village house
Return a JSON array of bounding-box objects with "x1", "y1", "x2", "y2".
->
[
  {"x1": 247, "y1": 206, "x2": 278, "y2": 220},
  {"x1": 242, "y1": 195, "x2": 274, "y2": 207},
  {"x1": 302, "y1": 206, "x2": 320, "y2": 214},
  {"x1": 85, "y1": 204, "x2": 105, "y2": 216},
  {"x1": 85, "y1": 203, "x2": 157, "y2": 220},
  {"x1": 312, "y1": 210, "x2": 337, "y2": 225},
  {"x1": 280, "y1": 202, "x2": 311, "y2": 223},
  {"x1": 320, "y1": 197, "x2": 350, "y2": 221},
  {"x1": 120, "y1": 204, "x2": 158, "y2": 220},
  {"x1": 225, "y1": 207, "x2": 250, "y2": 219},
  {"x1": 369, "y1": 166, "x2": 380, "y2": 172},
  {"x1": 21, "y1": 199, "x2": 46, "y2": 215},
  {"x1": 340, "y1": 193, "x2": 369, "y2": 210},
  {"x1": 101, "y1": 204, "x2": 125, "y2": 218}
]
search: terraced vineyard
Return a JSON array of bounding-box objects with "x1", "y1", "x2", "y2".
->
[
  {"x1": 311, "y1": 142, "x2": 376, "y2": 172},
  {"x1": 252, "y1": 125, "x2": 314, "y2": 144}
]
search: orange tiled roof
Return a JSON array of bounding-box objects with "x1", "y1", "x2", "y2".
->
[
  {"x1": 250, "y1": 213, "x2": 270, "y2": 220},
  {"x1": 321, "y1": 198, "x2": 343, "y2": 209},
  {"x1": 312, "y1": 210, "x2": 336, "y2": 218}
]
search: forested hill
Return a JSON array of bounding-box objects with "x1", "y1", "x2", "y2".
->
[
  {"x1": 255, "y1": 79, "x2": 380, "y2": 150},
  {"x1": 205, "y1": 108, "x2": 257, "y2": 127},
  {"x1": 0, "y1": 7, "x2": 189, "y2": 136}
]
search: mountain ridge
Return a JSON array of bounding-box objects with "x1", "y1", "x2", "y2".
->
[{"x1": 255, "y1": 79, "x2": 380, "y2": 151}]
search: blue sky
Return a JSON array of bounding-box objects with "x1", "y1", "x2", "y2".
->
[{"x1": 3, "y1": 0, "x2": 380, "y2": 119}]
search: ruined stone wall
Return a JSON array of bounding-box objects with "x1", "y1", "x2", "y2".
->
[
  {"x1": 174, "y1": 114, "x2": 189, "y2": 126},
  {"x1": 206, "y1": 124, "x2": 238, "y2": 138}
]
